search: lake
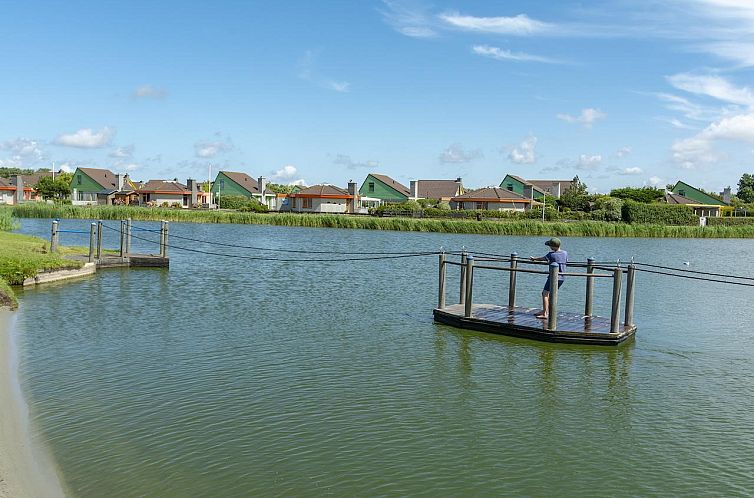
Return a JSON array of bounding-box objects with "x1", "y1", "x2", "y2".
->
[{"x1": 11, "y1": 218, "x2": 754, "y2": 496}]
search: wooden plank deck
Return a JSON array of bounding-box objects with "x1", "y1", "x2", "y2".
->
[
  {"x1": 67, "y1": 253, "x2": 169, "y2": 268},
  {"x1": 434, "y1": 303, "x2": 636, "y2": 345}
]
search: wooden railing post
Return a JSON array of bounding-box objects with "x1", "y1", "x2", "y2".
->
[
  {"x1": 459, "y1": 250, "x2": 468, "y2": 305},
  {"x1": 624, "y1": 263, "x2": 636, "y2": 327},
  {"x1": 96, "y1": 220, "x2": 103, "y2": 260},
  {"x1": 547, "y1": 262, "x2": 559, "y2": 331},
  {"x1": 119, "y1": 220, "x2": 126, "y2": 257},
  {"x1": 508, "y1": 252, "x2": 518, "y2": 308},
  {"x1": 438, "y1": 252, "x2": 446, "y2": 309},
  {"x1": 585, "y1": 257, "x2": 595, "y2": 317},
  {"x1": 610, "y1": 265, "x2": 623, "y2": 333},
  {"x1": 50, "y1": 220, "x2": 59, "y2": 253},
  {"x1": 464, "y1": 255, "x2": 474, "y2": 317},
  {"x1": 88, "y1": 223, "x2": 96, "y2": 263},
  {"x1": 126, "y1": 218, "x2": 132, "y2": 255},
  {"x1": 162, "y1": 221, "x2": 169, "y2": 258},
  {"x1": 159, "y1": 221, "x2": 165, "y2": 257}
]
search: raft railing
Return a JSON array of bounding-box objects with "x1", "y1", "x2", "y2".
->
[{"x1": 50, "y1": 219, "x2": 170, "y2": 261}]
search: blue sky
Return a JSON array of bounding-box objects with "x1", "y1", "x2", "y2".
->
[{"x1": 2, "y1": 0, "x2": 754, "y2": 193}]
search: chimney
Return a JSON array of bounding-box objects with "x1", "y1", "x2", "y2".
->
[
  {"x1": 455, "y1": 177, "x2": 463, "y2": 195},
  {"x1": 13, "y1": 175, "x2": 23, "y2": 204},
  {"x1": 347, "y1": 180, "x2": 358, "y2": 213},
  {"x1": 410, "y1": 180, "x2": 419, "y2": 200},
  {"x1": 552, "y1": 182, "x2": 561, "y2": 199},
  {"x1": 723, "y1": 186, "x2": 731, "y2": 204},
  {"x1": 187, "y1": 179, "x2": 198, "y2": 206},
  {"x1": 115, "y1": 174, "x2": 123, "y2": 191},
  {"x1": 257, "y1": 176, "x2": 267, "y2": 197}
]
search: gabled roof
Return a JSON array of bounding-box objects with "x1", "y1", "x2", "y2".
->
[
  {"x1": 501, "y1": 174, "x2": 546, "y2": 194},
  {"x1": 452, "y1": 187, "x2": 532, "y2": 202},
  {"x1": 293, "y1": 184, "x2": 350, "y2": 197},
  {"x1": 138, "y1": 180, "x2": 189, "y2": 194},
  {"x1": 664, "y1": 192, "x2": 720, "y2": 207},
  {"x1": 77, "y1": 167, "x2": 117, "y2": 189},
  {"x1": 672, "y1": 181, "x2": 727, "y2": 206},
  {"x1": 415, "y1": 179, "x2": 462, "y2": 199},
  {"x1": 220, "y1": 171, "x2": 260, "y2": 194},
  {"x1": 369, "y1": 174, "x2": 410, "y2": 196},
  {"x1": 0, "y1": 177, "x2": 12, "y2": 188},
  {"x1": 527, "y1": 179, "x2": 574, "y2": 192}
]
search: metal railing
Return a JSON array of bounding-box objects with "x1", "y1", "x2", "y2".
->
[
  {"x1": 438, "y1": 251, "x2": 636, "y2": 333},
  {"x1": 50, "y1": 219, "x2": 170, "y2": 261}
]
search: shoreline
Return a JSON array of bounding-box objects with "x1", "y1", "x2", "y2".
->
[{"x1": 0, "y1": 310, "x2": 67, "y2": 498}]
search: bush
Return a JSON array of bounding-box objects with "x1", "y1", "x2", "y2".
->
[
  {"x1": 621, "y1": 200, "x2": 697, "y2": 225},
  {"x1": 706, "y1": 217, "x2": 754, "y2": 226},
  {"x1": 526, "y1": 206, "x2": 559, "y2": 221},
  {"x1": 171, "y1": 202, "x2": 182, "y2": 208},
  {"x1": 590, "y1": 196, "x2": 623, "y2": 222},
  {"x1": 610, "y1": 186, "x2": 664, "y2": 203},
  {"x1": 218, "y1": 195, "x2": 269, "y2": 212}
]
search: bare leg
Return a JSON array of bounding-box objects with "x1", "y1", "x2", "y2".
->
[{"x1": 536, "y1": 291, "x2": 549, "y2": 318}]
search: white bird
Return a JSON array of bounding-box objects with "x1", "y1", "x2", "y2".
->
[{"x1": 683, "y1": 261, "x2": 690, "y2": 266}]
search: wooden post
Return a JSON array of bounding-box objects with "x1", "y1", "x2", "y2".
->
[
  {"x1": 585, "y1": 257, "x2": 595, "y2": 317},
  {"x1": 547, "y1": 262, "x2": 559, "y2": 331},
  {"x1": 126, "y1": 218, "x2": 132, "y2": 255},
  {"x1": 624, "y1": 263, "x2": 636, "y2": 327},
  {"x1": 119, "y1": 220, "x2": 126, "y2": 257},
  {"x1": 96, "y1": 220, "x2": 103, "y2": 259},
  {"x1": 50, "y1": 220, "x2": 59, "y2": 253},
  {"x1": 459, "y1": 250, "x2": 468, "y2": 305},
  {"x1": 88, "y1": 223, "x2": 96, "y2": 263},
  {"x1": 464, "y1": 255, "x2": 474, "y2": 318},
  {"x1": 610, "y1": 265, "x2": 623, "y2": 333},
  {"x1": 162, "y1": 221, "x2": 169, "y2": 258},
  {"x1": 438, "y1": 253, "x2": 446, "y2": 309},
  {"x1": 159, "y1": 221, "x2": 166, "y2": 257},
  {"x1": 508, "y1": 252, "x2": 518, "y2": 308}
]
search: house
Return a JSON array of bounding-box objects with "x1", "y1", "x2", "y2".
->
[
  {"x1": 409, "y1": 178, "x2": 464, "y2": 202},
  {"x1": 211, "y1": 171, "x2": 278, "y2": 209},
  {"x1": 450, "y1": 187, "x2": 537, "y2": 211},
  {"x1": 138, "y1": 179, "x2": 193, "y2": 208},
  {"x1": 499, "y1": 175, "x2": 575, "y2": 200},
  {"x1": 0, "y1": 173, "x2": 51, "y2": 204},
  {"x1": 0, "y1": 177, "x2": 17, "y2": 204},
  {"x1": 664, "y1": 192, "x2": 723, "y2": 218},
  {"x1": 71, "y1": 167, "x2": 119, "y2": 205},
  {"x1": 359, "y1": 174, "x2": 410, "y2": 203},
  {"x1": 285, "y1": 182, "x2": 360, "y2": 213},
  {"x1": 670, "y1": 181, "x2": 727, "y2": 208}
]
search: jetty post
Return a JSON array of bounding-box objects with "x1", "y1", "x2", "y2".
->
[
  {"x1": 438, "y1": 252, "x2": 446, "y2": 309},
  {"x1": 119, "y1": 220, "x2": 126, "y2": 257},
  {"x1": 126, "y1": 218, "x2": 132, "y2": 255},
  {"x1": 96, "y1": 220, "x2": 103, "y2": 259},
  {"x1": 610, "y1": 265, "x2": 623, "y2": 333},
  {"x1": 547, "y1": 262, "x2": 559, "y2": 331},
  {"x1": 464, "y1": 255, "x2": 474, "y2": 317},
  {"x1": 585, "y1": 257, "x2": 595, "y2": 317},
  {"x1": 160, "y1": 221, "x2": 169, "y2": 258},
  {"x1": 459, "y1": 250, "x2": 468, "y2": 305},
  {"x1": 88, "y1": 223, "x2": 96, "y2": 263},
  {"x1": 624, "y1": 263, "x2": 636, "y2": 327},
  {"x1": 508, "y1": 252, "x2": 518, "y2": 308},
  {"x1": 50, "y1": 220, "x2": 59, "y2": 253}
]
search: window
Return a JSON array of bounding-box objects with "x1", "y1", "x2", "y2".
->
[
  {"x1": 679, "y1": 189, "x2": 686, "y2": 196},
  {"x1": 220, "y1": 179, "x2": 225, "y2": 189},
  {"x1": 368, "y1": 182, "x2": 375, "y2": 193},
  {"x1": 476, "y1": 201, "x2": 486, "y2": 210},
  {"x1": 77, "y1": 175, "x2": 82, "y2": 185},
  {"x1": 507, "y1": 183, "x2": 513, "y2": 191},
  {"x1": 302, "y1": 198, "x2": 312, "y2": 209}
]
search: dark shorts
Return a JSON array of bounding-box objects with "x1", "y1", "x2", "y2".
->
[{"x1": 543, "y1": 278, "x2": 564, "y2": 293}]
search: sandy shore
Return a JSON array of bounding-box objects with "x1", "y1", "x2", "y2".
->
[{"x1": 0, "y1": 310, "x2": 67, "y2": 498}]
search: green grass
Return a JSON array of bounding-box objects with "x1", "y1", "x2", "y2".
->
[{"x1": 7, "y1": 203, "x2": 754, "y2": 238}]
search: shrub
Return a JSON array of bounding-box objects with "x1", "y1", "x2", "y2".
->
[
  {"x1": 591, "y1": 196, "x2": 623, "y2": 222},
  {"x1": 218, "y1": 195, "x2": 269, "y2": 212},
  {"x1": 171, "y1": 202, "x2": 182, "y2": 209},
  {"x1": 621, "y1": 199, "x2": 697, "y2": 225},
  {"x1": 610, "y1": 186, "x2": 664, "y2": 203},
  {"x1": 706, "y1": 217, "x2": 754, "y2": 226}
]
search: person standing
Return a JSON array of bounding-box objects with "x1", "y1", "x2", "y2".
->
[{"x1": 531, "y1": 237, "x2": 567, "y2": 319}]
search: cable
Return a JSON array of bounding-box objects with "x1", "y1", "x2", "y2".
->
[
  {"x1": 634, "y1": 267, "x2": 754, "y2": 287},
  {"x1": 634, "y1": 261, "x2": 754, "y2": 282}
]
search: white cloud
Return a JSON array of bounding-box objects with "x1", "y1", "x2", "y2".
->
[
  {"x1": 59, "y1": 164, "x2": 72, "y2": 173},
  {"x1": 620, "y1": 167, "x2": 643, "y2": 175},
  {"x1": 327, "y1": 81, "x2": 350, "y2": 93},
  {"x1": 0, "y1": 138, "x2": 46, "y2": 168},
  {"x1": 53, "y1": 127, "x2": 115, "y2": 148},
  {"x1": 648, "y1": 176, "x2": 663, "y2": 187},
  {"x1": 194, "y1": 140, "x2": 232, "y2": 158},
  {"x1": 507, "y1": 135, "x2": 537, "y2": 164},
  {"x1": 557, "y1": 108, "x2": 607, "y2": 128},
  {"x1": 270, "y1": 165, "x2": 306, "y2": 185},
  {"x1": 109, "y1": 145, "x2": 134, "y2": 158},
  {"x1": 667, "y1": 73, "x2": 754, "y2": 106},
  {"x1": 439, "y1": 11, "x2": 552, "y2": 35},
  {"x1": 616, "y1": 146, "x2": 632, "y2": 158},
  {"x1": 298, "y1": 50, "x2": 351, "y2": 93},
  {"x1": 132, "y1": 85, "x2": 167, "y2": 99},
  {"x1": 672, "y1": 112, "x2": 754, "y2": 169},
  {"x1": 471, "y1": 45, "x2": 560, "y2": 64},
  {"x1": 439, "y1": 143, "x2": 483, "y2": 163},
  {"x1": 380, "y1": 1, "x2": 437, "y2": 38},
  {"x1": 333, "y1": 154, "x2": 379, "y2": 169},
  {"x1": 576, "y1": 154, "x2": 602, "y2": 170}
]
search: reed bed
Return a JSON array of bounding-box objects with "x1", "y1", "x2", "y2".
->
[{"x1": 7, "y1": 204, "x2": 754, "y2": 238}]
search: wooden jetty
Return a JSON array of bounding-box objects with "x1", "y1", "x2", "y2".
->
[{"x1": 433, "y1": 253, "x2": 637, "y2": 346}]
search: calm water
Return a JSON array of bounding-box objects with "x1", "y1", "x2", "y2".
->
[{"x1": 12, "y1": 218, "x2": 754, "y2": 496}]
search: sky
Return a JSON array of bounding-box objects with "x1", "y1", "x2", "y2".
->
[{"x1": 2, "y1": 0, "x2": 754, "y2": 194}]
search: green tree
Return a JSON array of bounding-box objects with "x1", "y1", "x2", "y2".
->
[
  {"x1": 558, "y1": 176, "x2": 591, "y2": 211},
  {"x1": 266, "y1": 183, "x2": 297, "y2": 194},
  {"x1": 610, "y1": 186, "x2": 664, "y2": 203},
  {"x1": 0, "y1": 167, "x2": 35, "y2": 177},
  {"x1": 35, "y1": 173, "x2": 72, "y2": 201},
  {"x1": 737, "y1": 173, "x2": 754, "y2": 203}
]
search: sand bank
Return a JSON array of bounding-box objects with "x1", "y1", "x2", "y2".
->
[{"x1": 0, "y1": 310, "x2": 66, "y2": 498}]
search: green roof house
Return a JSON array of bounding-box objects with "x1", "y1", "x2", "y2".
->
[
  {"x1": 211, "y1": 171, "x2": 278, "y2": 210},
  {"x1": 71, "y1": 167, "x2": 118, "y2": 205},
  {"x1": 499, "y1": 174, "x2": 546, "y2": 201},
  {"x1": 359, "y1": 174, "x2": 410, "y2": 203},
  {"x1": 670, "y1": 181, "x2": 727, "y2": 206}
]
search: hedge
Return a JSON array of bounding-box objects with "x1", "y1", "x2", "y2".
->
[
  {"x1": 621, "y1": 200, "x2": 697, "y2": 225},
  {"x1": 706, "y1": 217, "x2": 754, "y2": 226}
]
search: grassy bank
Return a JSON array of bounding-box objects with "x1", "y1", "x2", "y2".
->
[
  {"x1": 0, "y1": 231, "x2": 84, "y2": 309},
  {"x1": 7, "y1": 204, "x2": 754, "y2": 238}
]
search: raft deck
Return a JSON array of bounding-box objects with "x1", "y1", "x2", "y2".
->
[{"x1": 434, "y1": 303, "x2": 636, "y2": 345}]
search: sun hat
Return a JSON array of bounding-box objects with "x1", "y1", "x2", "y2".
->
[{"x1": 544, "y1": 237, "x2": 561, "y2": 248}]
